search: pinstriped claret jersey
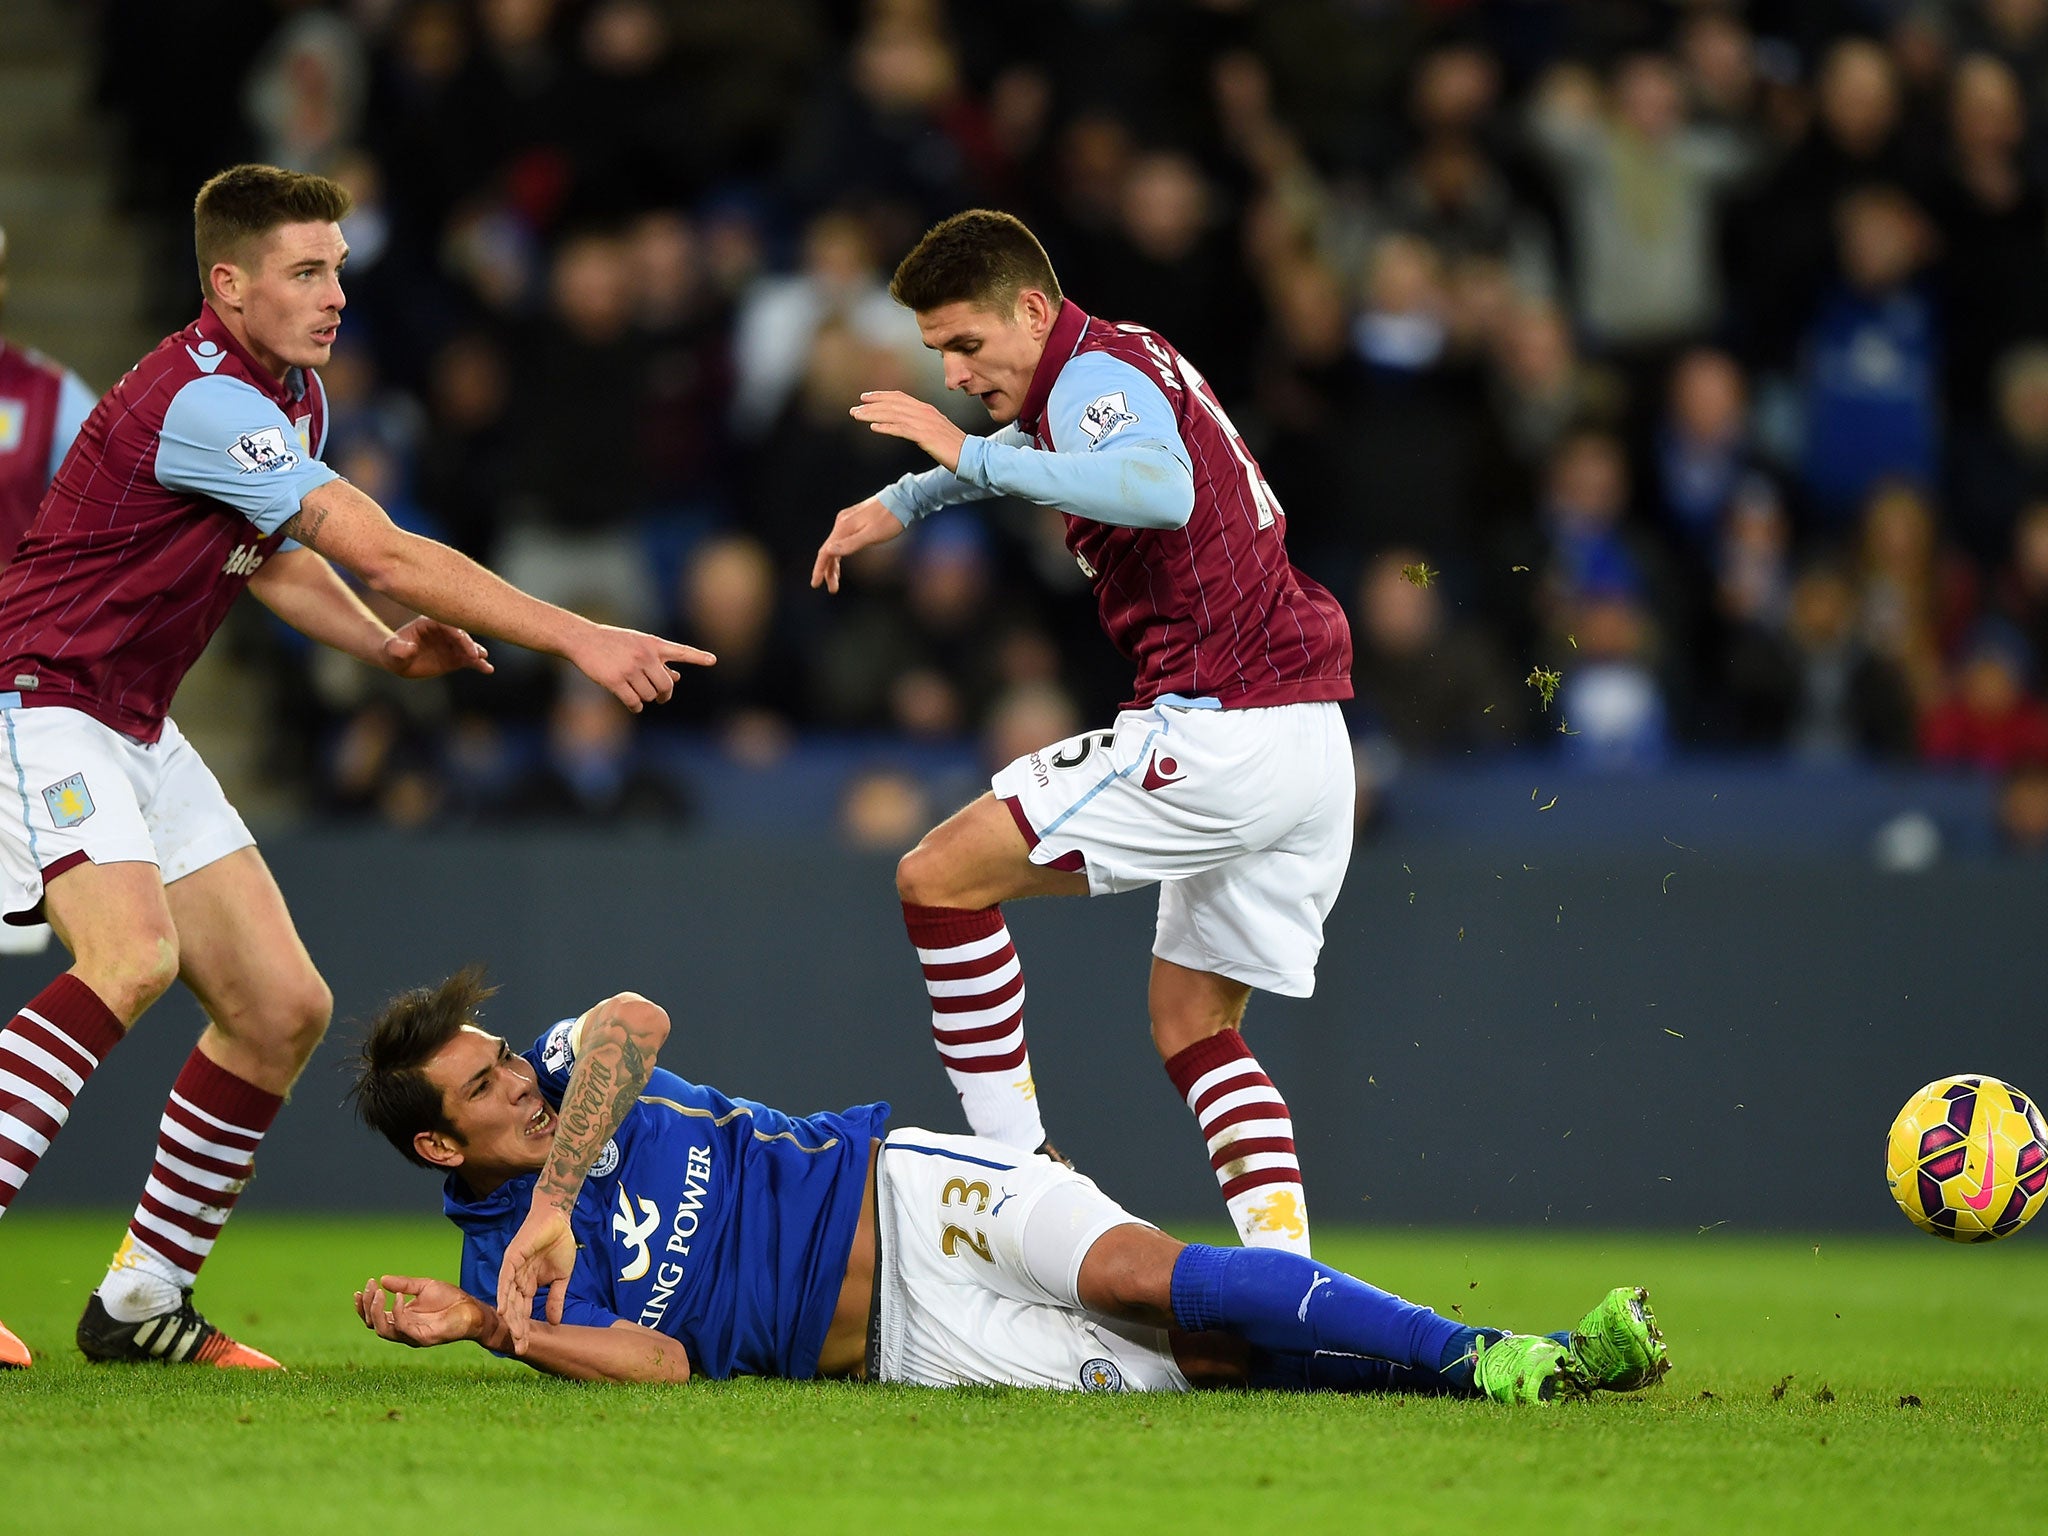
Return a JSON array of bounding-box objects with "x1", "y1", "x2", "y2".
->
[
  {"x1": 1018, "y1": 302, "x2": 1353, "y2": 713},
  {"x1": 0, "y1": 305, "x2": 336, "y2": 743}
]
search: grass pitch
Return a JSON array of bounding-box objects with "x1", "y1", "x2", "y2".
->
[{"x1": 3, "y1": 1215, "x2": 2045, "y2": 1534}]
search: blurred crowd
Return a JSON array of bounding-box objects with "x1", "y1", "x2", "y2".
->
[{"x1": 84, "y1": 0, "x2": 2048, "y2": 851}]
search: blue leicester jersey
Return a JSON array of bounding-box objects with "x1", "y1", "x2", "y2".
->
[{"x1": 444, "y1": 1022, "x2": 889, "y2": 1381}]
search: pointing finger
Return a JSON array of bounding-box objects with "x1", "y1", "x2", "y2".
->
[{"x1": 655, "y1": 641, "x2": 716, "y2": 666}]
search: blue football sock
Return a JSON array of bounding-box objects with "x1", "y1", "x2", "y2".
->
[
  {"x1": 1249, "y1": 1346, "x2": 1474, "y2": 1396},
  {"x1": 1170, "y1": 1243, "x2": 1467, "y2": 1378}
]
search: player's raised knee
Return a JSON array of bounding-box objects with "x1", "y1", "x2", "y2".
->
[
  {"x1": 895, "y1": 841, "x2": 946, "y2": 905},
  {"x1": 281, "y1": 972, "x2": 335, "y2": 1055},
  {"x1": 91, "y1": 931, "x2": 181, "y2": 1024}
]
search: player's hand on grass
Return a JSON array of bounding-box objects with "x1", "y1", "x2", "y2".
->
[
  {"x1": 568, "y1": 623, "x2": 716, "y2": 712},
  {"x1": 849, "y1": 390, "x2": 967, "y2": 471},
  {"x1": 811, "y1": 497, "x2": 905, "y2": 594},
  {"x1": 497, "y1": 1205, "x2": 577, "y2": 1355},
  {"x1": 355, "y1": 1274, "x2": 486, "y2": 1349},
  {"x1": 382, "y1": 617, "x2": 493, "y2": 679}
]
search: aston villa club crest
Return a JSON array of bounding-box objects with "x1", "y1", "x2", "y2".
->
[{"x1": 43, "y1": 773, "x2": 94, "y2": 829}]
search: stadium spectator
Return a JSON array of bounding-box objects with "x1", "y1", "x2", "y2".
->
[
  {"x1": 1919, "y1": 627, "x2": 2048, "y2": 773},
  {"x1": 1722, "y1": 560, "x2": 1918, "y2": 762},
  {"x1": 508, "y1": 673, "x2": 692, "y2": 824},
  {"x1": 1949, "y1": 343, "x2": 2048, "y2": 564},
  {"x1": 729, "y1": 212, "x2": 932, "y2": 443},
  {"x1": 1924, "y1": 55, "x2": 2048, "y2": 420},
  {"x1": 1483, "y1": 298, "x2": 1627, "y2": 481},
  {"x1": 1655, "y1": 348, "x2": 1754, "y2": 554},
  {"x1": 1996, "y1": 758, "x2": 2048, "y2": 853},
  {"x1": 665, "y1": 533, "x2": 805, "y2": 760},
  {"x1": 1798, "y1": 186, "x2": 1942, "y2": 524},
  {"x1": 1351, "y1": 549, "x2": 1519, "y2": 757},
  {"x1": 1995, "y1": 501, "x2": 2048, "y2": 669},
  {"x1": 1556, "y1": 591, "x2": 1671, "y2": 770},
  {"x1": 497, "y1": 231, "x2": 660, "y2": 627},
  {"x1": 1855, "y1": 480, "x2": 1973, "y2": 712},
  {"x1": 1727, "y1": 37, "x2": 1915, "y2": 371},
  {"x1": 838, "y1": 766, "x2": 934, "y2": 852},
  {"x1": 1526, "y1": 52, "x2": 1752, "y2": 357}
]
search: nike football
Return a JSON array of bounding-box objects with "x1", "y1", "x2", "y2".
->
[{"x1": 1886, "y1": 1075, "x2": 2048, "y2": 1242}]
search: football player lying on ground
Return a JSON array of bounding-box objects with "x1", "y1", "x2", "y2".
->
[{"x1": 348, "y1": 972, "x2": 1668, "y2": 1403}]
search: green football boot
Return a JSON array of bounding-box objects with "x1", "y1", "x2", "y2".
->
[
  {"x1": 1566, "y1": 1286, "x2": 1669, "y2": 1392},
  {"x1": 1469, "y1": 1332, "x2": 1576, "y2": 1405}
]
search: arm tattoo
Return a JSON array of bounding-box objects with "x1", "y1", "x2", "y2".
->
[
  {"x1": 282, "y1": 497, "x2": 334, "y2": 552},
  {"x1": 533, "y1": 1012, "x2": 651, "y2": 1213}
]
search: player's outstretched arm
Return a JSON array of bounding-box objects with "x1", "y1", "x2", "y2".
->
[
  {"x1": 497, "y1": 993, "x2": 670, "y2": 1354},
  {"x1": 810, "y1": 496, "x2": 906, "y2": 593},
  {"x1": 249, "y1": 546, "x2": 494, "y2": 680},
  {"x1": 356, "y1": 1275, "x2": 690, "y2": 1382},
  {"x1": 282, "y1": 479, "x2": 715, "y2": 711}
]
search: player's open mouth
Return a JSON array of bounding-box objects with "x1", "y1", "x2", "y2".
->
[
  {"x1": 313, "y1": 325, "x2": 338, "y2": 344},
  {"x1": 525, "y1": 1105, "x2": 553, "y2": 1137}
]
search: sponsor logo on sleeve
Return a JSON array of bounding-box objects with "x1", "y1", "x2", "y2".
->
[
  {"x1": 1077, "y1": 390, "x2": 1137, "y2": 446},
  {"x1": 226, "y1": 426, "x2": 300, "y2": 475},
  {"x1": 540, "y1": 1020, "x2": 576, "y2": 1075},
  {"x1": 42, "y1": 774, "x2": 94, "y2": 829}
]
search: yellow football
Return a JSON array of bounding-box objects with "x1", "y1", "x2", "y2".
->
[{"x1": 1886, "y1": 1075, "x2": 2048, "y2": 1241}]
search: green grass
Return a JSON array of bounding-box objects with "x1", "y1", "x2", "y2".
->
[{"x1": 4, "y1": 1215, "x2": 2046, "y2": 1534}]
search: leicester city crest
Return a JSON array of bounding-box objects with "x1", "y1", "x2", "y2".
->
[
  {"x1": 43, "y1": 773, "x2": 93, "y2": 829},
  {"x1": 1078, "y1": 1357, "x2": 1125, "y2": 1392},
  {"x1": 590, "y1": 1139, "x2": 621, "y2": 1179}
]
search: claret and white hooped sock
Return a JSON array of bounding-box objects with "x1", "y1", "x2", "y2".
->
[{"x1": 903, "y1": 902, "x2": 1047, "y2": 1152}]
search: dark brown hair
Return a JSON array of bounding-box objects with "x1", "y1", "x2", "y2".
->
[
  {"x1": 889, "y1": 208, "x2": 1062, "y2": 313},
  {"x1": 193, "y1": 163, "x2": 354, "y2": 301},
  {"x1": 347, "y1": 967, "x2": 497, "y2": 1167}
]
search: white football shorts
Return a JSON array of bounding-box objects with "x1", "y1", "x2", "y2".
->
[
  {"x1": 991, "y1": 697, "x2": 1354, "y2": 996},
  {"x1": 0, "y1": 702, "x2": 255, "y2": 924},
  {"x1": 872, "y1": 1129, "x2": 1189, "y2": 1393}
]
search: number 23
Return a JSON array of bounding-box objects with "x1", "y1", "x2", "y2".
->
[{"x1": 940, "y1": 1177, "x2": 994, "y2": 1263}]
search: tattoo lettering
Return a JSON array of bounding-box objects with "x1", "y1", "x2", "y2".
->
[
  {"x1": 283, "y1": 497, "x2": 334, "y2": 552},
  {"x1": 533, "y1": 1012, "x2": 650, "y2": 1214}
]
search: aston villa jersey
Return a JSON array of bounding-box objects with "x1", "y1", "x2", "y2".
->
[{"x1": 0, "y1": 306, "x2": 336, "y2": 742}]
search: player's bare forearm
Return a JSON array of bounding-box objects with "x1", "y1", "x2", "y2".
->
[
  {"x1": 534, "y1": 994, "x2": 671, "y2": 1216},
  {"x1": 248, "y1": 545, "x2": 392, "y2": 666},
  {"x1": 493, "y1": 1313, "x2": 692, "y2": 1383},
  {"x1": 283, "y1": 480, "x2": 713, "y2": 710},
  {"x1": 358, "y1": 1275, "x2": 688, "y2": 1382},
  {"x1": 284, "y1": 479, "x2": 580, "y2": 657}
]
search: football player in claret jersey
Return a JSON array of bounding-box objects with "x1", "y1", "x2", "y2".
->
[
  {"x1": 812, "y1": 211, "x2": 1352, "y2": 1255},
  {"x1": 0, "y1": 221, "x2": 100, "y2": 959},
  {"x1": 0, "y1": 165, "x2": 712, "y2": 1371},
  {"x1": 349, "y1": 970, "x2": 1667, "y2": 1403}
]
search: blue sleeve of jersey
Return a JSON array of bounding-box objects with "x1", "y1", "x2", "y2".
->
[
  {"x1": 48, "y1": 369, "x2": 95, "y2": 485},
  {"x1": 953, "y1": 353, "x2": 1194, "y2": 530},
  {"x1": 153, "y1": 373, "x2": 339, "y2": 534},
  {"x1": 876, "y1": 424, "x2": 1029, "y2": 526}
]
